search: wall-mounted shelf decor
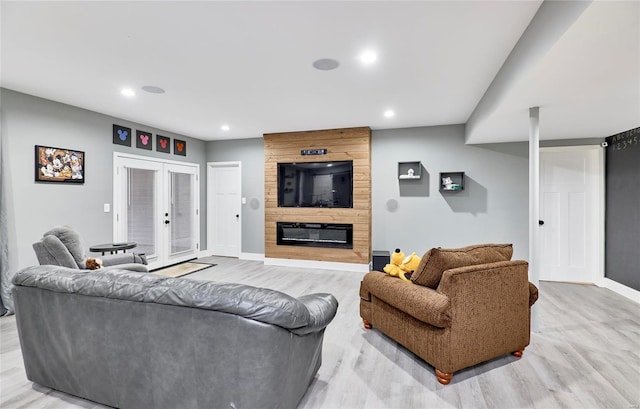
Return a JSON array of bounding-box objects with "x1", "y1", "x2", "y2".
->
[
  {"x1": 398, "y1": 161, "x2": 422, "y2": 179},
  {"x1": 440, "y1": 172, "x2": 464, "y2": 191}
]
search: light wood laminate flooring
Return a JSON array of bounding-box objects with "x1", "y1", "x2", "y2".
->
[{"x1": 1, "y1": 256, "x2": 638, "y2": 408}]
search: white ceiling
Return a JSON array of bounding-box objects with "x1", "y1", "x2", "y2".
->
[{"x1": 1, "y1": 1, "x2": 638, "y2": 143}]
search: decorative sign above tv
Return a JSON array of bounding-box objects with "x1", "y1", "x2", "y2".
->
[
  {"x1": 301, "y1": 149, "x2": 327, "y2": 156},
  {"x1": 278, "y1": 161, "x2": 353, "y2": 208}
]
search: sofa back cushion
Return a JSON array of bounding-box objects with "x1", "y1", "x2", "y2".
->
[
  {"x1": 43, "y1": 226, "x2": 85, "y2": 267},
  {"x1": 33, "y1": 236, "x2": 80, "y2": 269},
  {"x1": 411, "y1": 243, "x2": 513, "y2": 288},
  {"x1": 12, "y1": 265, "x2": 312, "y2": 330}
]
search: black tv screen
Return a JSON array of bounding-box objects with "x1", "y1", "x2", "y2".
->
[{"x1": 278, "y1": 161, "x2": 353, "y2": 208}]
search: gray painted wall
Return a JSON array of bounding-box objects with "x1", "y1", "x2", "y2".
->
[
  {"x1": 1, "y1": 89, "x2": 208, "y2": 270},
  {"x1": 1, "y1": 88, "x2": 530, "y2": 268},
  {"x1": 372, "y1": 126, "x2": 529, "y2": 260},
  {"x1": 203, "y1": 126, "x2": 530, "y2": 260},
  {"x1": 206, "y1": 138, "x2": 265, "y2": 254}
]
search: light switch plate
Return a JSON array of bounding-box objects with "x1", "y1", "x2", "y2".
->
[{"x1": 103, "y1": 203, "x2": 110, "y2": 213}]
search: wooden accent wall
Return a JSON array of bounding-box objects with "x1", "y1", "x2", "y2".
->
[{"x1": 264, "y1": 127, "x2": 371, "y2": 265}]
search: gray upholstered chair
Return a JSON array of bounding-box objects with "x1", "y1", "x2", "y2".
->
[{"x1": 32, "y1": 226, "x2": 148, "y2": 272}]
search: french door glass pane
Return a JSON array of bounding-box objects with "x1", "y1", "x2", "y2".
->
[
  {"x1": 170, "y1": 172, "x2": 194, "y2": 254},
  {"x1": 127, "y1": 168, "x2": 156, "y2": 258}
]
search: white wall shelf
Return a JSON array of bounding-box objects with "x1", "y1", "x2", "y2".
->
[{"x1": 398, "y1": 161, "x2": 422, "y2": 179}]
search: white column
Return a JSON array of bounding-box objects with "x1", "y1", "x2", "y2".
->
[{"x1": 529, "y1": 107, "x2": 540, "y2": 332}]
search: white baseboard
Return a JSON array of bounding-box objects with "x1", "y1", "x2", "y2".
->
[
  {"x1": 597, "y1": 277, "x2": 640, "y2": 303},
  {"x1": 264, "y1": 257, "x2": 370, "y2": 273},
  {"x1": 240, "y1": 252, "x2": 265, "y2": 261},
  {"x1": 198, "y1": 251, "x2": 264, "y2": 261}
]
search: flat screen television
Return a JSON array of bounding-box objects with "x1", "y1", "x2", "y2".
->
[{"x1": 278, "y1": 161, "x2": 353, "y2": 208}]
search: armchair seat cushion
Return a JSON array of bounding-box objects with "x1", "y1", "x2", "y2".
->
[{"x1": 411, "y1": 243, "x2": 513, "y2": 288}]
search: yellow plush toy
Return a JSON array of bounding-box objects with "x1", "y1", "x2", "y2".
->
[
  {"x1": 399, "y1": 252, "x2": 421, "y2": 283},
  {"x1": 383, "y1": 248, "x2": 405, "y2": 277},
  {"x1": 383, "y1": 249, "x2": 418, "y2": 283}
]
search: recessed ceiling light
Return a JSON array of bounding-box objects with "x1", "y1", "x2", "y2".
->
[
  {"x1": 312, "y1": 58, "x2": 340, "y2": 71},
  {"x1": 384, "y1": 109, "x2": 395, "y2": 118},
  {"x1": 121, "y1": 88, "x2": 135, "y2": 97},
  {"x1": 221, "y1": 125, "x2": 230, "y2": 131},
  {"x1": 141, "y1": 85, "x2": 165, "y2": 94},
  {"x1": 359, "y1": 51, "x2": 377, "y2": 64}
]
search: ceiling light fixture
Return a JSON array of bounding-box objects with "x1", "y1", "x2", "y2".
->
[
  {"x1": 312, "y1": 58, "x2": 340, "y2": 71},
  {"x1": 384, "y1": 109, "x2": 395, "y2": 118},
  {"x1": 121, "y1": 88, "x2": 135, "y2": 97},
  {"x1": 221, "y1": 125, "x2": 230, "y2": 131},
  {"x1": 142, "y1": 85, "x2": 165, "y2": 94},
  {"x1": 359, "y1": 50, "x2": 377, "y2": 65}
]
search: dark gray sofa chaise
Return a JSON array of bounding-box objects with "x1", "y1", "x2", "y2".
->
[{"x1": 12, "y1": 266, "x2": 338, "y2": 409}]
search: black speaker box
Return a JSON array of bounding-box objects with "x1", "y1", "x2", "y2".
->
[{"x1": 372, "y1": 250, "x2": 390, "y2": 272}]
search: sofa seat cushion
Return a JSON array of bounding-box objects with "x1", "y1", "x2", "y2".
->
[
  {"x1": 411, "y1": 244, "x2": 513, "y2": 289},
  {"x1": 361, "y1": 272, "x2": 451, "y2": 328}
]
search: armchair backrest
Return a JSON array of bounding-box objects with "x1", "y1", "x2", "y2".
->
[{"x1": 32, "y1": 226, "x2": 85, "y2": 269}]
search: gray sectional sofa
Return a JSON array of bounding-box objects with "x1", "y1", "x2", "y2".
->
[{"x1": 12, "y1": 265, "x2": 338, "y2": 409}]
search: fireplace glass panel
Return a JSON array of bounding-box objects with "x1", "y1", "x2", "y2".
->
[{"x1": 277, "y1": 222, "x2": 353, "y2": 249}]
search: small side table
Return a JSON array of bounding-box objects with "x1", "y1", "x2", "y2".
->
[{"x1": 89, "y1": 242, "x2": 137, "y2": 256}]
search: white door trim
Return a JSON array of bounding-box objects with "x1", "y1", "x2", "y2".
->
[
  {"x1": 539, "y1": 145, "x2": 604, "y2": 285},
  {"x1": 207, "y1": 161, "x2": 242, "y2": 257}
]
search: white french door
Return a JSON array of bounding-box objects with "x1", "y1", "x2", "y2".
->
[{"x1": 114, "y1": 154, "x2": 200, "y2": 270}]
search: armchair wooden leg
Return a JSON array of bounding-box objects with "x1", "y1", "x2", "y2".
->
[
  {"x1": 435, "y1": 369, "x2": 453, "y2": 385},
  {"x1": 363, "y1": 319, "x2": 372, "y2": 330},
  {"x1": 512, "y1": 348, "x2": 525, "y2": 358}
]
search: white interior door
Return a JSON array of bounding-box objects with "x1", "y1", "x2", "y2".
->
[
  {"x1": 539, "y1": 146, "x2": 603, "y2": 283},
  {"x1": 114, "y1": 154, "x2": 200, "y2": 270},
  {"x1": 207, "y1": 162, "x2": 241, "y2": 257}
]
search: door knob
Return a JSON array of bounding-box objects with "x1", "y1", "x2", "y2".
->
[
  {"x1": 164, "y1": 220, "x2": 170, "y2": 225},
  {"x1": 235, "y1": 214, "x2": 240, "y2": 219},
  {"x1": 538, "y1": 220, "x2": 544, "y2": 225}
]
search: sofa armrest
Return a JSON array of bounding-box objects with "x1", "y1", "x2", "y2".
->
[
  {"x1": 101, "y1": 264, "x2": 149, "y2": 273},
  {"x1": 291, "y1": 293, "x2": 339, "y2": 335},
  {"x1": 98, "y1": 253, "x2": 145, "y2": 267},
  {"x1": 361, "y1": 271, "x2": 451, "y2": 328},
  {"x1": 529, "y1": 282, "x2": 539, "y2": 306},
  {"x1": 436, "y1": 260, "x2": 531, "y2": 344}
]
